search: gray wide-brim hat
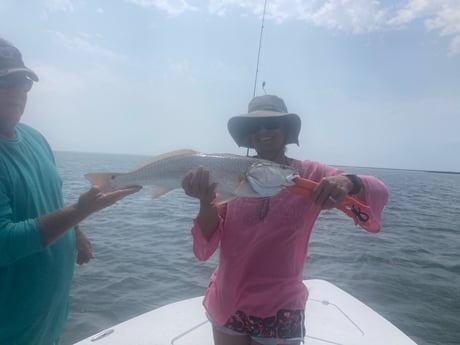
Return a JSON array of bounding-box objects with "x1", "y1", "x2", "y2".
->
[
  {"x1": 0, "y1": 38, "x2": 39, "y2": 81},
  {"x1": 227, "y1": 94, "x2": 301, "y2": 148}
]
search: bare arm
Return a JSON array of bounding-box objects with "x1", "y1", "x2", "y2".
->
[
  {"x1": 38, "y1": 186, "x2": 142, "y2": 245},
  {"x1": 182, "y1": 168, "x2": 219, "y2": 240}
]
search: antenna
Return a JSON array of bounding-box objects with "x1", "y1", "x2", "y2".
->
[{"x1": 253, "y1": 0, "x2": 268, "y2": 97}]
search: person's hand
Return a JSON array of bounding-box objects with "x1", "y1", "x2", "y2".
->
[
  {"x1": 311, "y1": 175, "x2": 353, "y2": 209},
  {"x1": 75, "y1": 229, "x2": 94, "y2": 265},
  {"x1": 182, "y1": 167, "x2": 217, "y2": 205},
  {"x1": 76, "y1": 185, "x2": 142, "y2": 217}
]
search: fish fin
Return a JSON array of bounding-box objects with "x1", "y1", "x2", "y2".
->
[
  {"x1": 151, "y1": 186, "x2": 173, "y2": 199},
  {"x1": 85, "y1": 172, "x2": 118, "y2": 192},
  {"x1": 211, "y1": 178, "x2": 250, "y2": 205},
  {"x1": 136, "y1": 149, "x2": 199, "y2": 169},
  {"x1": 233, "y1": 178, "x2": 256, "y2": 195},
  {"x1": 212, "y1": 194, "x2": 237, "y2": 206}
]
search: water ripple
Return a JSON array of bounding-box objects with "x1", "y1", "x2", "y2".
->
[{"x1": 54, "y1": 152, "x2": 460, "y2": 345}]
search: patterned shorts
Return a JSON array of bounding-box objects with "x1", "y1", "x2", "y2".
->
[{"x1": 223, "y1": 309, "x2": 305, "y2": 340}]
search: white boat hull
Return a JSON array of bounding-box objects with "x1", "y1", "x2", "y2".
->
[{"x1": 73, "y1": 279, "x2": 417, "y2": 345}]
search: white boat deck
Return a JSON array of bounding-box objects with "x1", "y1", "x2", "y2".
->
[{"x1": 74, "y1": 279, "x2": 418, "y2": 345}]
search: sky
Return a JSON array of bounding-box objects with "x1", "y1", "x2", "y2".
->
[{"x1": 1, "y1": 0, "x2": 459, "y2": 172}]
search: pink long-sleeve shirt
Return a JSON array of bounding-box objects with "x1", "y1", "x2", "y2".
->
[{"x1": 191, "y1": 159, "x2": 388, "y2": 326}]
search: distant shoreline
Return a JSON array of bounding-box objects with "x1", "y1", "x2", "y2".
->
[
  {"x1": 53, "y1": 151, "x2": 460, "y2": 174},
  {"x1": 422, "y1": 170, "x2": 460, "y2": 175}
]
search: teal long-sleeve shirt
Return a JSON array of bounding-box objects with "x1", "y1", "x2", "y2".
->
[{"x1": 0, "y1": 123, "x2": 76, "y2": 345}]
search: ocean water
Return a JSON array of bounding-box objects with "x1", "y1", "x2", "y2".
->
[{"x1": 53, "y1": 151, "x2": 460, "y2": 345}]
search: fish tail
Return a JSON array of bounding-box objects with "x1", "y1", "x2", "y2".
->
[{"x1": 85, "y1": 172, "x2": 118, "y2": 192}]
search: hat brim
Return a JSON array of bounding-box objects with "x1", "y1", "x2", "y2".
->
[
  {"x1": 228, "y1": 111, "x2": 301, "y2": 148},
  {"x1": 0, "y1": 67, "x2": 39, "y2": 82}
]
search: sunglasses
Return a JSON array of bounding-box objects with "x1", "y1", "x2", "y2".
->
[
  {"x1": 0, "y1": 75, "x2": 34, "y2": 93},
  {"x1": 247, "y1": 118, "x2": 283, "y2": 134}
]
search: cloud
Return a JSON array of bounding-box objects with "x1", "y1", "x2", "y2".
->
[
  {"x1": 205, "y1": 0, "x2": 389, "y2": 31},
  {"x1": 128, "y1": 0, "x2": 458, "y2": 55},
  {"x1": 389, "y1": 0, "x2": 460, "y2": 56},
  {"x1": 126, "y1": 0, "x2": 198, "y2": 15},
  {"x1": 424, "y1": 1, "x2": 460, "y2": 55},
  {"x1": 39, "y1": 0, "x2": 75, "y2": 19},
  {"x1": 302, "y1": 0, "x2": 387, "y2": 33},
  {"x1": 43, "y1": 0, "x2": 74, "y2": 13},
  {"x1": 387, "y1": 0, "x2": 433, "y2": 26},
  {"x1": 208, "y1": 0, "x2": 267, "y2": 18},
  {"x1": 51, "y1": 32, "x2": 127, "y2": 62}
]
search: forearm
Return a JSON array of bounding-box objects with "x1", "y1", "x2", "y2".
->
[
  {"x1": 38, "y1": 202, "x2": 90, "y2": 245},
  {"x1": 0, "y1": 207, "x2": 83, "y2": 265},
  {"x1": 38, "y1": 185, "x2": 141, "y2": 245},
  {"x1": 197, "y1": 201, "x2": 219, "y2": 240},
  {"x1": 192, "y1": 206, "x2": 222, "y2": 261}
]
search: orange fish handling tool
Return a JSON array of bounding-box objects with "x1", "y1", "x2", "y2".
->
[{"x1": 287, "y1": 177, "x2": 371, "y2": 227}]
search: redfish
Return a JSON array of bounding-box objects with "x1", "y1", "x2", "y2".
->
[{"x1": 85, "y1": 149, "x2": 298, "y2": 205}]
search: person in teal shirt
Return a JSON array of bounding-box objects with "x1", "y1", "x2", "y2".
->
[{"x1": 0, "y1": 37, "x2": 141, "y2": 345}]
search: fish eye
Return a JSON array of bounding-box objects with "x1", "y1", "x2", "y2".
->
[{"x1": 111, "y1": 175, "x2": 116, "y2": 180}]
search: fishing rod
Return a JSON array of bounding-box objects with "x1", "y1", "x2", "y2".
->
[
  {"x1": 248, "y1": 0, "x2": 269, "y2": 157},
  {"x1": 253, "y1": 0, "x2": 268, "y2": 97}
]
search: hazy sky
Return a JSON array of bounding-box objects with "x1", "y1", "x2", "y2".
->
[{"x1": 2, "y1": 0, "x2": 459, "y2": 171}]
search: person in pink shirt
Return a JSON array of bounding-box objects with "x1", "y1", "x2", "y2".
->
[{"x1": 182, "y1": 94, "x2": 388, "y2": 345}]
